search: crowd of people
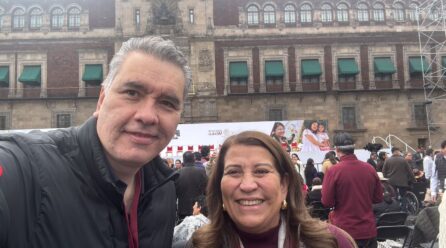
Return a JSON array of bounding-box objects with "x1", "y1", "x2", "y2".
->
[{"x1": 0, "y1": 36, "x2": 444, "y2": 248}]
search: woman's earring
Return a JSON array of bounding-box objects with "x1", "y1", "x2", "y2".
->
[
  {"x1": 222, "y1": 203, "x2": 226, "y2": 211},
  {"x1": 281, "y1": 200, "x2": 287, "y2": 210}
]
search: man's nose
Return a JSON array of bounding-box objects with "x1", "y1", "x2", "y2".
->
[{"x1": 134, "y1": 98, "x2": 159, "y2": 125}]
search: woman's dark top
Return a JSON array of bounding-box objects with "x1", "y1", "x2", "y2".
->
[{"x1": 236, "y1": 223, "x2": 280, "y2": 248}]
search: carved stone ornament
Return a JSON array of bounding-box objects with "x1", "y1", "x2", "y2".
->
[
  {"x1": 198, "y1": 49, "x2": 213, "y2": 72},
  {"x1": 152, "y1": 0, "x2": 178, "y2": 25}
]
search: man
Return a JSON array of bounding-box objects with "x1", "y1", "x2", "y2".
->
[
  {"x1": 0, "y1": 36, "x2": 191, "y2": 248},
  {"x1": 322, "y1": 132, "x2": 383, "y2": 248},
  {"x1": 193, "y1": 151, "x2": 205, "y2": 170},
  {"x1": 383, "y1": 147, "x2": 415, "y2": 199},
  {"x1": 413, "y1": 146, "x2": 425, "y2": 170},
  {"x1": 175, "y1": 151, "x2": 207, "y2": 222},
  {"x1": 404, "y1": 152, "x2": 417, "y2": 170},
  {"x1": 423, "y1": 149, "x2": 434, "y2": 201},
  {"x1": 432, "y1": 140, "x2": 446, "y2": 201}
]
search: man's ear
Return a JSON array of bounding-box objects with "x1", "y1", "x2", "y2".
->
[{"x1": 93, "y1": 88, "x2": 106, "y2": 117}]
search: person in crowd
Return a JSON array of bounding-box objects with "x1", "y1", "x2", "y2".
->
[
  {"x1": 322, "y1": 132, "x2": 383, "y2": 248},
  {"x1": 173, "y1": 195, "x2": 209, "y2": 244},
  {"x1": 307, "y1": 177, "x2": 323, "y2": 204},
  {"x1": 376, "y1": 151, "x2": 388, "y2": 172},
  {"x1": 205, "y1": 152, "x2": 217, "y2": 177},
  {"x1": 200, "y1": 145, "x2": 210, "y2": 168},
  {"x1": 166, "y1": 157, "x2": 175, "y2": 169},
  {"x1": 413, "y1": 146, "x2": 425, "y2": 170},
  {"x1": 423, "y1": 148, "x2": 434, "y2": 202},
  {"x1": 189, "y1": 131, "x2": 356, "y2": 248},
  {"x1": 304, "y1": 158, "x2": 318, "y2": 189},
  {"x1": 301, "y1": 120, "x2": 324, "y2": 152},
  {"x1": 322, "y1": 151, "x2": 337, "y2": 174},
  {"x1": 405, "y1": 152, "x2": 417, "y2": 169},
  {"x1": 431, "y1": 150, "x2": 441, "y2": 202},
  {"x1": 372, "y1": 192, "x2": 401, "y2": 221},
  {"x1": 383, "y1": 147, "x2": 415, "y2": 199},
  {"x1": 270, "y1": 122, "x2": 294, "y2": 153},
  {"x1": 175, "y1": 159, "x2": 183, "y2": 171},
  {"x1": 367, "y1": 152, "x2": 378, "y2": 170},
  {"x1": 317, "y1": 122, "x2": 330, "y2": 151},
  {"x1": 439, "y1": 194, "x2": 445, "y2": 247},
  {"x1": 176, "y1": 151, "x2": 207, "y2": 223},
  {"x1": 433, "y1": 140, "x2": 446, "y2": 200},
  {"x1": 0, "y1": 36, "x2": 191, "y2": 247},
  {"x1": 194, "y1": 151, "x2": 205, "y2": 170},
  {"x1": 290, "y1": 153, "x2": 304, "y2": 181}
]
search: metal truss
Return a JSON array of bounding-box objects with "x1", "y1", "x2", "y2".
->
[{"x1": 417, "y1": 0, "x2": 446, "y2": 147}]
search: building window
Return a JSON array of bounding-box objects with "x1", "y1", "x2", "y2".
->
[
  {"x1": 56, "y1": 113, "x2": 72, "y2": 128},
  {"x1": 413, "y1": 104, "x2": 427, "y2": 127},
  {"x1": 0, "y1": 113, "x2": 10, "y2": 130},
  {"x1": 247, "y1": 5, "x2": 259, "y2": 25},
  {"x1": 300, "y1": 4, "x2": 312, "y2": 23},
  {"x1": 134, "y1": 9, "x2": 141, "y2": 26},
  {"x1": 189, "y1": 8, "x2": 194, "y2": 24},
  {"x1": 51, "y1": 8, "x2": 64, "y2": 29},
  {"x1": 357, "y1": 3, "x2": 369, "y2": 22},
  {"x1": 321, "y1": 4, "x2": 333, "y2": 23},
  {"x1": 265, "y1": 60, "x2": 284, "y2": 85},
  {"x1": 68, "y1": 7, "x2": 81, "y2": 28},
  {"x1": 373, "y1": 3, "x2": 385, "y2": 22},
  {"x1": 393, "y1": 3, "x2": 405, "y2": 22},
  {"x1": 229, "y1": 61, "x2": 249, "y2": 86},
  {"x1": 263, "y1": 5, "x2": 275, "y2": 24},
  {"x1": 268, "y1": 108, "x2": 283, "y2": 121},
  {"x1": 342, "y1": 106, "x2": 357, "y2": 129},
  {"x1": 374, "y1": 57, "x2": 396, "y2": 81},
  {"x1": 284, "y1": 4, "x2": 296, "y2": 24},
  {"x1": 12, "y1": 8, "x2": 25, "y2": 29},
  {"x1": 408, "y1": 3, "x2": 419, "y2": 22},
  {"x1": 336, "y1": 3, "x2": 349, "y2": 22},
  {"x1": 29, "y1": 8, "x2": 43, "y2": 29}
]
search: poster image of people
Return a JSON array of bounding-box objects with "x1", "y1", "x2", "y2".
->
[
  {"x1": 270, "y1": 121, "x2": 299, "y2": 152},
  {"x1": 299, "y1": 120, "x2": 330, "y2": 152}
]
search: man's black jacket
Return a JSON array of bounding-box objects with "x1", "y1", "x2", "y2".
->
[{"x1": 0, "y1": 117, "x2": 177, "y2": 248}]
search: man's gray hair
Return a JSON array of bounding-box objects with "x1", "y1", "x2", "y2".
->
[{"x1": 102, "y1": 36, "x2": 192, "y2": 99}]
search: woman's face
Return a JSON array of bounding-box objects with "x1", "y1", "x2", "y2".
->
[
  {"x1": 221, "y1": 144, "x2": 288, "y2": 234},
  {"x1": 291, "y1": 154, "x2": 298, "y2": 164},
  {"x1": 310, "y1": 122, "x2": 318, "y2": 132},
  {"x1": 175, "y1": 160, "x2": 182, "y2": 168},
  {"x1": 274, "y1": 125, "x2": 285, "y2": 137}
]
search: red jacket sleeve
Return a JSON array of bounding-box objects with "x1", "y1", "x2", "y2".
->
[{"x1": 321, "y1": 168, "x2": 336, "y2": 208}]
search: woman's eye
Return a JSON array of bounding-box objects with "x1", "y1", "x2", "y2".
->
[
  {"x1": 255, "y1": 169, "x2": 270, "y2": 175},
  {"x1": 224, "y1": 170, "x2": 241, "y2": 176}
]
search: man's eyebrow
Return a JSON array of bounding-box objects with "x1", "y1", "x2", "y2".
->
[{"x1": 121, "y1": 81, "x2": 148, "y2": 92}]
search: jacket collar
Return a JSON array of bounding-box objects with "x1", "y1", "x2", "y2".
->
[{"x1": 76, "y1": 117, "x2": 178, "y2": 204}]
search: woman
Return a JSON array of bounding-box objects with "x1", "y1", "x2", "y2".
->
[
  {"x1": 301, "y1": 121, "x2": 323, "y2": 152},
  {"x1": 304, "y1": 158, "x2": 318, "y2": 189},
  {"x1": 376, "y1": 151, "x2": 387, "y2": 172},
  {"x1": 270, "y1": 122, "x2": 293, "y2": 153},
  {"x1": 322, "y1": 151, "x2": 337, "y2": 175},
  {"x1": 189, "y1": 131, "x2": 356, "y2": 248}
]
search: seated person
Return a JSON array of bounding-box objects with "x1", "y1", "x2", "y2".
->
[
  {"x1": 372, "y1": 192, "x2": 400, "y2": 221},
  {"x1": 173, "y1": 195, "x2": 209, "y2": 244},
  {"x1": 307, "y1": 177, "x2": 322, "y2": 204}
]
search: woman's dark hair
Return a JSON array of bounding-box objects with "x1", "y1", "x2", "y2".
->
[
  {"x1": 306, "y1": 120, "x2": 318, "y2": 133},
  {"x1": 378, "y1": 151, "x2": 387, "y2": 160},
  {"x1": 324, "y1": 151, "x2": 337, "y2": 165},
  {"x1": 194, "y1": 195, "x2": 208, "y2": 217},
  {"x1": 270, "y1": 122, "x2": 285, "y2": 137}
]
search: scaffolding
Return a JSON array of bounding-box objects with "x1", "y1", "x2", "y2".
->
[{"x1": 417, "y1": 0, "x2": 446, "y2": 148}]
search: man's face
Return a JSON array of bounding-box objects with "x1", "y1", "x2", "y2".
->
[{"x1": 94, "y1": 52, "x2": 185, "y2": 169}]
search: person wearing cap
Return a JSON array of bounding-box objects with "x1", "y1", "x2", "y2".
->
[{"x1": 322, "y1": 132, "x2": 383, "y2": 248}]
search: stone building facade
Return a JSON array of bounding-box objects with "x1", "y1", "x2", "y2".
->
[{"x1": 0, "y1": 0, "x2": 444, "y2": 148}]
